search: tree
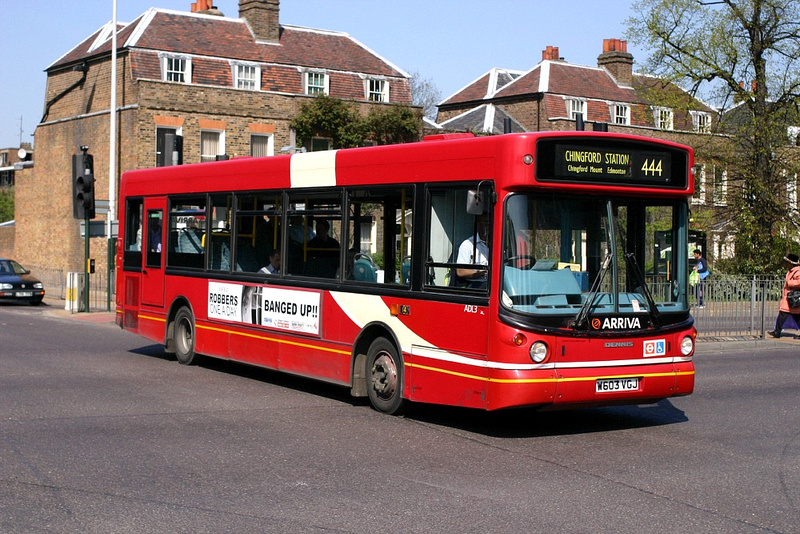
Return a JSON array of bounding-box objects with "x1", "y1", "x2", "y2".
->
[
  {"x1": 409, "y1": 71, "x2": 442, "y2": 120},
  {"x1": 291, "y1": 95, "x2": 364, "y2": 149},
  {"x1": 0, "y1": 187, "x2": 13, "y2": 222},
  {"x1": 364, "y1": 105, "x2": 422, "y2": 145},
  {"x1": 291, "y1": 95, "x2": 423, "y2": 149},
  {"x1": 627, "y1": 0, "x2": 800, "y2": 273}
]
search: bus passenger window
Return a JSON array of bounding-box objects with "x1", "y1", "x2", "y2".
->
[
  {"x1": 168, "y1": 197, "x2": 206, "y2": 270},
  {"x1": 235, "y1": 192, "x2": 282, "y2": 273},
  {"x1": 346, "y1": 186, "x2": 413, "y2": 285},
  {"x1": 287, "y1": 192, "x2": 342, "y2": 278}
]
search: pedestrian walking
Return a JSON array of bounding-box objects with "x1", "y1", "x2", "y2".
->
[
  {"x1": 692, "y1": 249, "x2": 710, "y2": 308},
  {"x1": 768, "y1": 253, "x2": 800, "y2": 338}
]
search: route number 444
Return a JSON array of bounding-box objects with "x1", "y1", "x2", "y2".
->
[{"x1": 641, "y1": 158, "x2": 663, "y2": 177}]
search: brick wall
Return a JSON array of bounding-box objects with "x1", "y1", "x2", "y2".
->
[
  {"x1": 0, "y1": 225, "x2": 14, "y2": 257},
  {"x1": 20, "y1": 44, "x2": 416, "y2": 275}
]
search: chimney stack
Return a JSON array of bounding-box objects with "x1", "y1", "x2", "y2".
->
[
  {"x1": 542, "y1": 46, "x2": 560, "y2": 61},
  {"x1": 191, "y1": 0, "x2": 224, "y2": 16},
  {"x1": 598, "y1": 38, "x2": 633, "y2": 86},
  {"x1": 239, "y1": 0, "x2": 280, "y2": 43}
]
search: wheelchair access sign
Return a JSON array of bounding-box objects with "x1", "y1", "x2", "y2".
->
[{"x1": 643, "y1": 339, "x2": 666, "y2": 357}]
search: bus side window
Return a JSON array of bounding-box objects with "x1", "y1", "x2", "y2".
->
[
  {"x1": 167, "y1": 196, "x2": 206, "y2": 270},
  {"x1": 346, "y1": 186, "x2": 412, "y2": 285}
]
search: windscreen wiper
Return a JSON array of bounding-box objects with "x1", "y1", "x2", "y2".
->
[
  {"x1": 624, "y1": 252, "x2": 661, "y2": 328},
  {"x1": 572, "y1": 253, "x2": 611, "y2": 330}
]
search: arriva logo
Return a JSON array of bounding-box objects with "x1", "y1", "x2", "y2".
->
[{"x1": 591, "y1": 317, "x2": 642, "y2": 330}]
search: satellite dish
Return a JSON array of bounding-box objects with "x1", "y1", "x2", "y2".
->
[{"x1": 17, "y1": 148, "x2": 27, "y2": 159}]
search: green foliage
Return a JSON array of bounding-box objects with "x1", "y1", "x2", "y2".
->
[
  {"x1": 291, "y1": 95, "x2": 363, "y2": 149},
  {"x1": 364, "y1": 105, "x2": 422, "y2": 145},
  {"x1": 290, "y1": 95, "x2": 422, "y2": 149},
  {"x1": 0, "y1": 187, "x2": 14, "y2": 222},
  {"x1": 627, "y1": 0, "x2": 800, "y2": 272}
]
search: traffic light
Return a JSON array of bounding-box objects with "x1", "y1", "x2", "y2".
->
[{"x1": 72, "y1": 149, "x2": 95, "y2": 220}]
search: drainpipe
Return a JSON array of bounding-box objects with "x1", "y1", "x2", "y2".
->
[{"x1": 41, "y1": 62, "x2": 88, "y2": 123}]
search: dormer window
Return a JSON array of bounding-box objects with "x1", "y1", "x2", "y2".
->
[
  {"x1": 612, "y1": 103, "x2": 630, "y2": 125},
  {"x1": 161, "y1": 54, "x2": 192, "y2": 84},
  {"x1": 232, "y1": 62, "x2": 261, "y2": 91},
  {"x1": 566, "y1": 98, "x2": 587, "y2": 120},
  {"x1": 305, "y1": 72, "x2": 329, "y2": 95},
  {"x1": 691, "y1": 111, "x2": 711, "y2": 133},
  {"x1": 654, "y1": 107, "x2": 674, "y2": 131},
  {"x1": 367, "y1": 78, "x2": 389, "y2": 102}
]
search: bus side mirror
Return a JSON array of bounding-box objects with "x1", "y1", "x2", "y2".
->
[{"x1": 466, "y1": 189, "x2": 484, "y2": 215}]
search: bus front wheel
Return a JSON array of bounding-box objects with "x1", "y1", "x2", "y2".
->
[
  {"x1": 174, "y1": 307, "x2": 197, "y2": 365},
  {"x1": 366, "y1": 338, "x2": 405, "y2": 415}
]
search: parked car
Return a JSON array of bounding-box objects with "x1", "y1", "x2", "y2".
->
[{"x1": 0, "y1": 258, "x2": 45, "y2": 305}]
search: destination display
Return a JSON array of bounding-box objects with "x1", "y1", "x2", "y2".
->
[
  {"x1": 535, "y1": 139, "x2": 688, "y2": 188},
  {"x1": 556, "y1": 144, "x2": 671, "y2": 183}
]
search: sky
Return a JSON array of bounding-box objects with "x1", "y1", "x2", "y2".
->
[{"x1": 0, "y1": 0, "x2": 644, "y2": 149}]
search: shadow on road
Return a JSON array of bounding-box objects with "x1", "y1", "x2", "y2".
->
[
  {"x1": 128, "y1": 343, "x2": 689, "y2": 437},
  {"x1": 404, "y1": 399, "x2": 688, "y2": 438}
]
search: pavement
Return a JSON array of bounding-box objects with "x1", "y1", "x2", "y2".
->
[{"x1": 42, "y1": 296, "x2": 117, "y2": 324}]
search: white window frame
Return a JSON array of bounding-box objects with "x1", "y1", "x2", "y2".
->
[
  {"x1": 160, "y1": 53, "x2": 192, "y2": 84},
  {"x1": 305, "y1": 71, "x2": 329, "y2": 95},
  {"x1": 692, "y1": 164, "x2": 707, "y2": 205},
  {"x1": 200, "y1": 130, "x2": 225, "y2": 163},
  {"x1": 690, "y1": 111, "x2": 711, "y2": 133},
  {"x1": 366, "y1": 78, "x2": 389, "y2": 102},
  {"x1": 788, "y1": 126, "x2": 800, "y2": 146},
  {"x1": 250, "y1": 133, "x2": 274, "y2": 158},
  {"x1": 712, "y1": 165, "x2": 727, "y2": 207},
  {"x1": 566, "y1": 98, "x2": 587, "y2": 121},
  {"x1": 611, "y1": 103, "x2": 630, "y2": 125},
  {"x1": 232, "y1": 61, "x2": 261, "y2": 91},
  {"x1": 653, "y1": 107, "x2": 674, "y2": 131},
  {"x1": 787, "y1": 171, "x2": 798, "y2": 212}
]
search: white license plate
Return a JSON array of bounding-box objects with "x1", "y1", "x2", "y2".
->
[
  {"x1": 17, "y1": 292, "x2": 33, "y2": 297},
  {"x1": 596, "y1": 377, "x2": 639, "y2": 392}
]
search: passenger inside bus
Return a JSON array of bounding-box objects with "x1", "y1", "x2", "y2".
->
[
  {"x1": 259, "y1": 249, "x2": 281, "y2": 275},
  {"x1": 455, "y1": 213, "x2": 490, "y2": 288},
  {"x1": 305, "y1": 218, "x2": 340, "y2": 278}
]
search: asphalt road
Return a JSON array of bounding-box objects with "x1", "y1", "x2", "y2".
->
[{"x1": 1, "y1": 303, "x2": 799, "y2": 533}]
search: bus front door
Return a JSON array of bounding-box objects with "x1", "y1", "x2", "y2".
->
[{"x1": 141, "y1": 199, "x2": 166, "y2": 308}]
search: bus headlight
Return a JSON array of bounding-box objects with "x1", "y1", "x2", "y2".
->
[
  {"x1": 680, "y1": 335, "x2": 694, "y2": 356},
  {"x1": 530, "y1": 341, "x2": 548, "y2": 363}
]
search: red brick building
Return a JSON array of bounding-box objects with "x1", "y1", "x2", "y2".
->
[
  {"x1": 15, "y1": 0, "x2": 413, "y2": 274},
  {"x1": 437, "y1": 39, "x2": 735, "y2": 260}
]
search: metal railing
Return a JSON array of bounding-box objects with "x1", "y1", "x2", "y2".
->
[
  {"x1": 31, "y1": 265, "x2": 115, "y2": 312},
  {"x1": 691, "y1": 275, "x2": 784, "y2": 339}
]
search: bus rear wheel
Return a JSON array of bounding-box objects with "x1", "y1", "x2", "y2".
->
[
  {"x1": 366, "y1": 338, "x2": 405, "y2": 415},
  {"x1": 174, "y1": 307, "x2": 197, "y2": 365}
]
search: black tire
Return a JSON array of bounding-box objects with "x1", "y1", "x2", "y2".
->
[
  {"x1": 366, "y1": 338, "x2": 406, "y2": 415},
  {"x1": 173, "y1": 307, "x2": 197, "y2": 365}
]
